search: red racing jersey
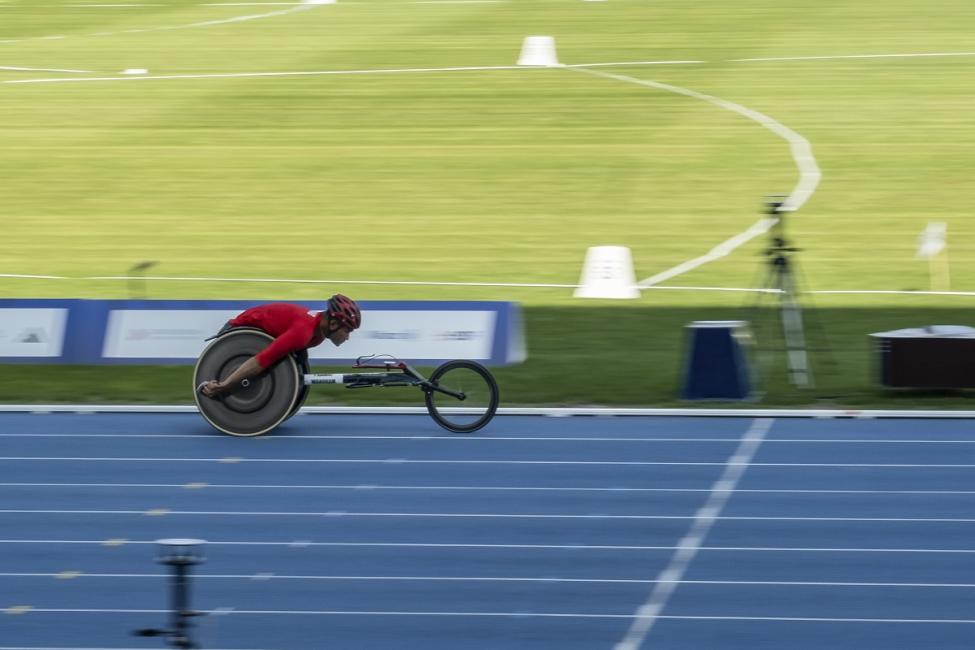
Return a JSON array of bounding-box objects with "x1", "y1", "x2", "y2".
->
[{"x1": 228, "y1": 302, "x2": 325, "y2": 368}]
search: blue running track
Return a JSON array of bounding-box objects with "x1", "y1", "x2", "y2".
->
[{"x1": 1, "y1": 412, "x2": 974, "y2": 649}]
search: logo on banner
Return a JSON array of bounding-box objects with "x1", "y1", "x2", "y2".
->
[
  {"x1": 369, "y1": 330, "x2": 420, "y2": 341},
  {"x1": 126, "y1": 328, "x2": 205, "y2": 341},
  {"x1": 437, "y1": 330, "x2": 484, "y2": 342},
  {"x1": 17, "y1": 328, "x2": 47, "y2": 344}
]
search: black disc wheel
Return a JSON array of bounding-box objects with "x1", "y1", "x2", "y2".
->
[
  {"x1": 424, "y1": 360, "x2": 499, "y2": 433},
  {"x1": 193, "y1": 328, "x2": 300, "y2": 437}
]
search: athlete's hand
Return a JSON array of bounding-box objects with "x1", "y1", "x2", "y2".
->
[{"x1": 199, "y1": 380, "x2": 225, "y2": 398}]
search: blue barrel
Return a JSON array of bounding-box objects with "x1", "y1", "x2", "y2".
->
[{"x1": 680, "y1": 321, "x2": 753, "y2": 401}]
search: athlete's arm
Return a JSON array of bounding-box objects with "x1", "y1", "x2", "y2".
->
[
  {"x1": 200, "y1": 321, "x2": 313, "y2": 399},
  {"x1": 200, "y1": 356, "x2": 263, "y2": 397}
]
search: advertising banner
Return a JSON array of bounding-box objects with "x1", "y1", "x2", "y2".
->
[
  {"x1": 0, "y1": 299, "x2": 524, "y2": 366},
  {"x1": 0, "y1": 308, "x2": 68, "y2": 358}
]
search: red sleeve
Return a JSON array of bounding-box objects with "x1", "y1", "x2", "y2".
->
[{"x1": 254, "y1": 324, "x2": 311, "y2": 369}]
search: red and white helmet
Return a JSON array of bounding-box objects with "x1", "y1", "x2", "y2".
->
[{"x1": 327, "y1": 294, "x2": 361, "y2": 331}]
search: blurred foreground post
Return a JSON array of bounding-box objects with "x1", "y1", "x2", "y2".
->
[{"x1": 134, "y1": 538, "x2": 207, "y2": 649}]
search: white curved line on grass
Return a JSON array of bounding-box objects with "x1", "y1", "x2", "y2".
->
[
  {"x1": 0, "y1": 0, "x2": 319, "y2": 46},
  {"x1": 568, "y1": 66, "x2": 820, "y2": 288}
]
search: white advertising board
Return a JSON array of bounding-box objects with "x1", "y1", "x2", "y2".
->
[
  {"x1": 102, "y1": 310, "x2": 240, "y2": 359},
  {"x1": 0, "y1": 308, "x2": 68, "y2": 357},
  {"x1": 102, "y1": 308, "x2": 497, "y2": 362},
  {"x1": 309, "y1": 310, "x2": 496, "y2": 362}
]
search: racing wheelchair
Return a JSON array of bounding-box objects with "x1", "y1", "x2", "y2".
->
[{"x1": 193, "y1": 327, "x2": 499, "y2": 436}]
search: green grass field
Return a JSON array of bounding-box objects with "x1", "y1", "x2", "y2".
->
[{"x1": 2, "y1": 0, "x2": 975, "y2": 407}]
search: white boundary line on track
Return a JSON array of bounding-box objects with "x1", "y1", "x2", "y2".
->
[
  {"x1": 3, "y1": 405, "x2": 975, "y2": 418},
  {"x1": 4, "y1": 483, "x2": 975, "y2": 495},
  {"x1": 614, "y1": 418, "x2": 770, "y2": 649},
  {"x1": 4, "y1": 573, "x2": 975, "y2": 589},
  {"x1": 4, "y1": 456, "x2": 975, "y2": 467},
  {"x1": 7, "y1": 434, "x2": 975, "y2": 443}
]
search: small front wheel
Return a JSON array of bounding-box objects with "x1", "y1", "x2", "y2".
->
[{"x1": 424, "y1": 360, "x2": 499, "y2": 433}]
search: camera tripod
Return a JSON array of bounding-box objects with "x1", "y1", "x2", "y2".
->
[{"x1": 751, "y1": 200, "x2": 813, "y2": 388}]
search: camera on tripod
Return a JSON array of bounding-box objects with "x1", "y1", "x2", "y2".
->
[
  {"x1": 762, "y1": 197, "x2": 801, "y2": 259},
  {"x1": 749, "y1": 195, "x2": 813, "y2": 388}
]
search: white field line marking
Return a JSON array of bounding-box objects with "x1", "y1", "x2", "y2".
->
[
  {"x1": 4, "y1": 272, "x2": 975, "y2": 297},
  {"x1": 2, "y1": 539, "x2": 975, "y2": 553},
  {"x1": 0, "y1": 273, "x2": 68, "y2": 279},
  {"x1": 0, "y1": 66, "x2": 92, "y2": 73},
  {"x1": 734, "y1": 52, "x2": 975, "y2": 63},
  {"x1": 568, "y1": 66, "x2": 820, "y2": 289},
  {"x1": 0, "y1": 1, "x2": 318, "y2": 45},
  {"x1": 4, "y1": 456, "x2": 975, "y2": 468},
  {"x1": 3, "y1": 64, "x2": 526, "y2": 84},
  {"x1": 5, "y1": 483, "x2": 975, "y2": 496},
  {"x1": 173, "y1": 2, "x2": 310, "y2": 28},
  {"x1": 10, "y1": 608, "x2": 975, "y2": 623},
  {"x1": 4, "y1": 573, "x2": 975, "y2": 589},
  {"x1": 5, "y1": 509, "x2": 975, "y2": 523},
  {"x1": 93, "y1": 274, "x2": 575, "y2": 287},
  {"x1": 615, "y1": 418, "x2": 771, "y2": 650},
  {"x1": 565, "y1": 60, "x2": 705, "y2": 68}
]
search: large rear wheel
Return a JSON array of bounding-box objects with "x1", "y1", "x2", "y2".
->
[{"x1": 193, "y1": 328, "x2": 300, "y2": 437}]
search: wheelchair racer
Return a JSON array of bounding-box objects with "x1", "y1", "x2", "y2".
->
[{"x1": 199, "y1": 294, "x2": 361, "y2": 398}]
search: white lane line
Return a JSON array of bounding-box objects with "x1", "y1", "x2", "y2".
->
[
  {"x1": 568, "y1": 66, "x2": 820, "y2": 289},
  {"x1": 615, "y1": 419, "x2": 771, "y2": 650},
  {"x1": 5, "y1": 433, "x2": 975, "y2": 444},
  {"x1": 1, "y1": 539, "x2": 974, "y2": 553},
  {"x1": 4, "y1": 483, "x2": 975, "y2": 495},
  {"x1": 0, "y1": 644, "x2": 263, "y2": 650},
  {"x1": 9, "y1": 609, "x2": 975, "y2": 623},
  {"x1": 3, "y1": 456, "x2": 975, "y2": 468},
  {"x1": 5, "y1": 509, "x2": 975, "y2": 523},
  {"x1": 3, "y1": 573, "x2": 975, "y2": 588}
]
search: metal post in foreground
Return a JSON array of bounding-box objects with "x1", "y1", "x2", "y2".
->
[{"x1": 134, "y1": 538, "x2": 207, "y2": 649}]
